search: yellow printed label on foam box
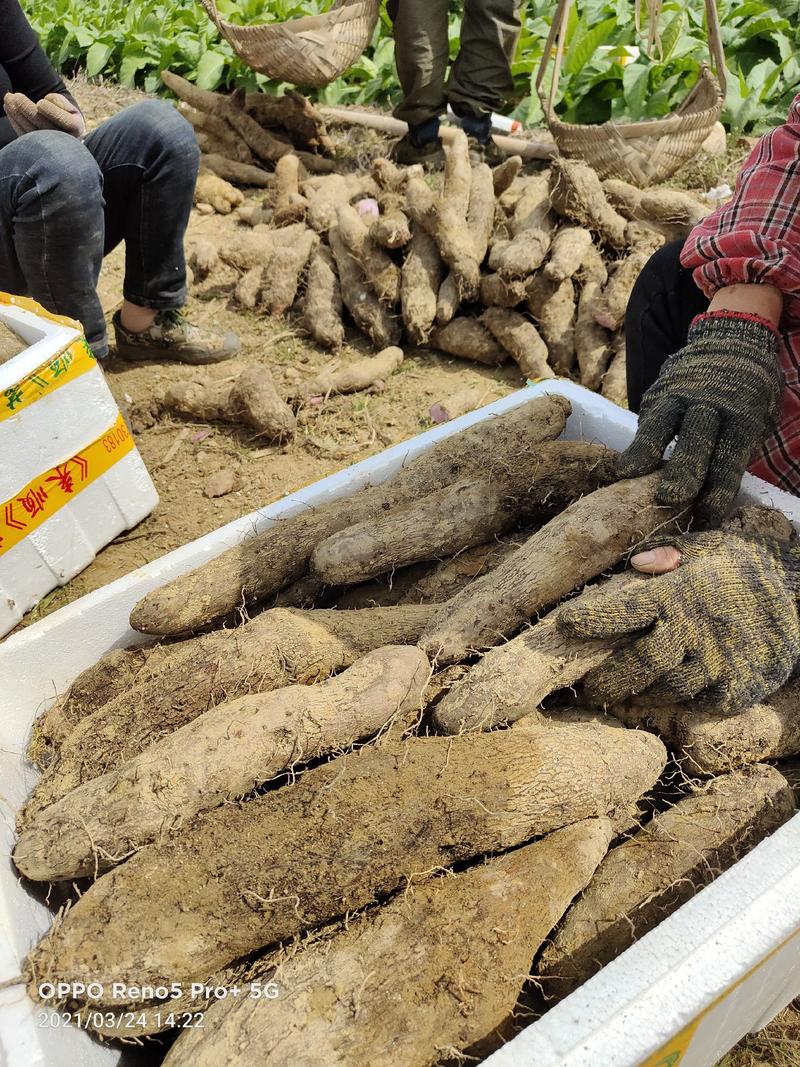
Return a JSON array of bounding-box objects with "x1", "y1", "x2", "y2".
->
[
  {"x1": 0, "y1": 412, "x2": 134, "y2": 557},
  {"x1": 640, "y1": 1020, "x2": 701, "y2": 1067},
  {"x1": 641, "y1": 924, "x2": 800, "y2": 1067},
  {"x1": 0, "y1": 336, "x2": 96, "y2": 422}
]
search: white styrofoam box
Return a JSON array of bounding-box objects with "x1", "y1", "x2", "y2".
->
[
  {"x1": 1, "y1": 380, "x2": 799, "y2": 1067},
  {"x1": 0, "y1": 298, "x2": 159, "y2": 637}
]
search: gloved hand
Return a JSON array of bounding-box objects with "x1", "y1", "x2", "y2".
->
[
  {"x1": 558, "y1": 530, "x2": 800, "y2": 713},
  {"x1": 3, "y1": 92, "x2": 86, "y2": 139},
  {"x1": 617, "y1": 312, "x2": 783, "y2": 527}
]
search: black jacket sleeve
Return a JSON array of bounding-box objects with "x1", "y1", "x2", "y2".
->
[{"x1": 0, "y1": 0, "x2": 79, "y2": 147}]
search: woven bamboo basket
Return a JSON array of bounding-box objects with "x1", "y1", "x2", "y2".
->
[
  {"x1": 198, "y1": 0, "x2": 380, "y2": 88},
  {"x1": 536, "y1": 0, "x2": 727, "y2": 186}
]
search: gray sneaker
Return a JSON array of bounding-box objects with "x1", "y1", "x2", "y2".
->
[{"x1": 113, "y1": 309, "x2": 240, "y2": 364}]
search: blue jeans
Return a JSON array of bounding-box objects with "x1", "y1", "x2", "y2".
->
[{"x1": 0, "y1": 100, "x2": 200, "y2": 357}]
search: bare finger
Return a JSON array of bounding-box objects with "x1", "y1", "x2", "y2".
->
[{"x1": 631, "y1": 546, "x2": 682, "y2": 574}]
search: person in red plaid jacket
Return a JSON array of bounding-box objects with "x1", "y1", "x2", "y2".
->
[
  {"x1": 555, "y1": 96, "x2": 800, "y2": 717},
  {"x1": 621, "y1": 94, "x2": 800, "y2": 520}
]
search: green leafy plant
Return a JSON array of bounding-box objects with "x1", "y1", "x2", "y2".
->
[{"x1": 20, "y1": 0, "x2": 800, "y2": 133}]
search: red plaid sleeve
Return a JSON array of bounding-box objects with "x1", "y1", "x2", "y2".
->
[{"x1": 681, "y1": 94, "x2": 800, "y2": 305}]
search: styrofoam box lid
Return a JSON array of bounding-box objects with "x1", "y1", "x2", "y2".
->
[
  {"x1": 2, "y1": 381, "x2": 800, "y2": 1067},
  {"x1": 0, "y1": 304, "x2": 81, "y2": 392}
]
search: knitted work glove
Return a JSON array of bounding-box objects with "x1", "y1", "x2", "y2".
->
[
  {"x1": 617, "y1": 312, "x2": 783, "y2": 527},
  {"x1": 4, "y1": 92, "x2": 86, "y2": 139},
  {"x1": 558, "y1": 530, "x2": 800, "y2": 714}
]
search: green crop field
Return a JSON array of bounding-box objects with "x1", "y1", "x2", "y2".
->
[{"x1": 21, "y1": 0, "x2": 800, "y2": 133}]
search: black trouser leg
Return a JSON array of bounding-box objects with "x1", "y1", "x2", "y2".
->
[{"x1": 625, "y1": 239, "x2": 710, "y2": 412}]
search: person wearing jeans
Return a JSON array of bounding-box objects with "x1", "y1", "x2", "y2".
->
[
  {"x1": 557, "y1": 93, "x2": 800, "y2": 720},
  {"x1": 388, "y1": 0, "x2": 521, "y2": 166},
  {"x1": 0, "y1": 0, "x2": 238, "y2": 363}
]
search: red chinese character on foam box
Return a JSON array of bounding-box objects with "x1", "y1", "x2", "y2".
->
[
  {"x1": 47, "y1": 463, "x2": 75, "y2": 494},
  {"x1": 18, "y1": 486, "x2": 48, "y2": 519}
]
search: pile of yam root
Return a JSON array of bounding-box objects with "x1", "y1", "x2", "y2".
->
[
  {"x1": 15, "y1": 394, "x2": 799, "y2": 1066},
  {"x1": 170, "y1": 68, "x2": 710, "y2": 435}
]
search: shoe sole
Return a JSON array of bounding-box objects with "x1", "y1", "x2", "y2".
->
[
  {"x1": 390, "y1": 145, "x2": 445, "y2": 169},
  {"x1": 115, "y1": 340, "x2": 240, "y2": 365}
]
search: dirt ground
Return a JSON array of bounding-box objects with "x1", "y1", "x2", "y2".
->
[{"x1": 8, "y1": 78, "x2": 800, "y2": 1066}]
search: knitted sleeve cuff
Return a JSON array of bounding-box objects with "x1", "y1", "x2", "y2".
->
[{"x1": 691, "y1": 309, "x2": 781, "y2": 340}]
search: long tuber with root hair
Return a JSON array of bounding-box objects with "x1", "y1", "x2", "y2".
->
[
  {"x1": 538, "y1": 765, "x2": 795, "y2": 1001},
  {"x1": 164, "y1": 365, "x2": 296, "y2": 441},
  {"x1": 161, "y1": 820, "x2": 613, "y2": 1067},
  {"x1": 23, "y1": 718, "x2": 665, "y2": 998},
  {"x1": 129, "y1": 394, "x2": 572, "y2": 635},
  {"x1": 311, "y1": 441, "x2": 615, "y2": 586},
  {"x1": 419, "y1": 473, "x2": 684, "y2": 664},
  {"x1": 15, "y1": 646, "x2": 431, "y2": 882},
  {"x1": 24, "y1": 605, "x2": 436, "y2": 819}
]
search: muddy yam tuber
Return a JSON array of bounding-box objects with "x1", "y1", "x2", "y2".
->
[
  {"x1": 616, "y1": 677, "x2": 800, "y2": 776},
  {"x1": 435, "y1": 272, "x2": 461, "y2": 326},
  {"x1": 194, "y1": 172, "x2": 244, "y2": 215},
  {"x1": 129, "y1": 395, "x2": 572, "y2": 635},
  {"x1": 575, "y1": 245, "x2": 613, "y2": 390},
  {"x1": 23, "y1": 605, "x2": 435, "y2": 818},
  {"x1": 489, "y1": 171, "x2": 554, "y2": 278},
  {"x1": 261, "y1": 226, "x2": 319, "y2": 317},
  {"x1": 538, "y1": 765, "x2": 795, "y2": 999},
  {"x1": 337, "y1": 203, "x2": 402, "y2": 306},
  {"x1": 430, "y1": 318, "x2": 509, "y2": 366},
  {"x1": 594, "y1": 250, "x2": 650, "y2": 331},
  {"x1": 296, "y1": 347, "x2": 404, "y2": 399},
  {"x1": 24, "y1": 719, "x2": 665, "y2": 996},
  {"x1": 328, "y1": 225, "x2": 401, "y2": 349},
  {"x1": 311, "y1": 441, "x2": 615, "y2": 586},
  {"x1": 303, "y1": 244, "x2": 344, "y2": 349},
  {"x1": 401, "y1": 227, "x2": 444, "y2": 344},
  {"x1": 15, "y1": 647, "x2": 431, "y2": 881},
  {"x1": 433, "y1": 573, "x2": 642, "y2": 735},
  {"x1": 549, "y1": 158, "x2": 627, "y2": 249},
  {"x1": 420, "y1": 473, "x2": 682, "y2": 663},
  {"x1": 164, "y1": 365, "x2": 296, "y2": 441},
  {"x1": 162, "y1": 821, "x2": 613, "y2": 1067},
  {"x1": 481, "y1": 306, "x2": 554, "y2": 380},
  {"x1": 526, "y1": 274, "x2": 577, "y2": 376},
  {"x1": 544, "y1": 226, "x2": 594, "y2": 282},
  {"x1": 602, "y1": 335, "x2": 628, "y2": 407},
  {"x1": 272, "y1": 153, "x2": 309, "y2": 225}
]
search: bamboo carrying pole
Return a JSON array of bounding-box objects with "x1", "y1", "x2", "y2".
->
[{"x1": 319, "y1": 106, "x2": 557, "y2": 161}]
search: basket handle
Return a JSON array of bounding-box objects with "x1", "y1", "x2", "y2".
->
[
  {"x1": 198, "y1": 0, "x2": 224, "y2": 32},
  {"x1": 704, "y1": 0, "x2": 727, "y2": 96},
  {"x1": 535, "y1": 0, "x2": 727, "y2": 120}
]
